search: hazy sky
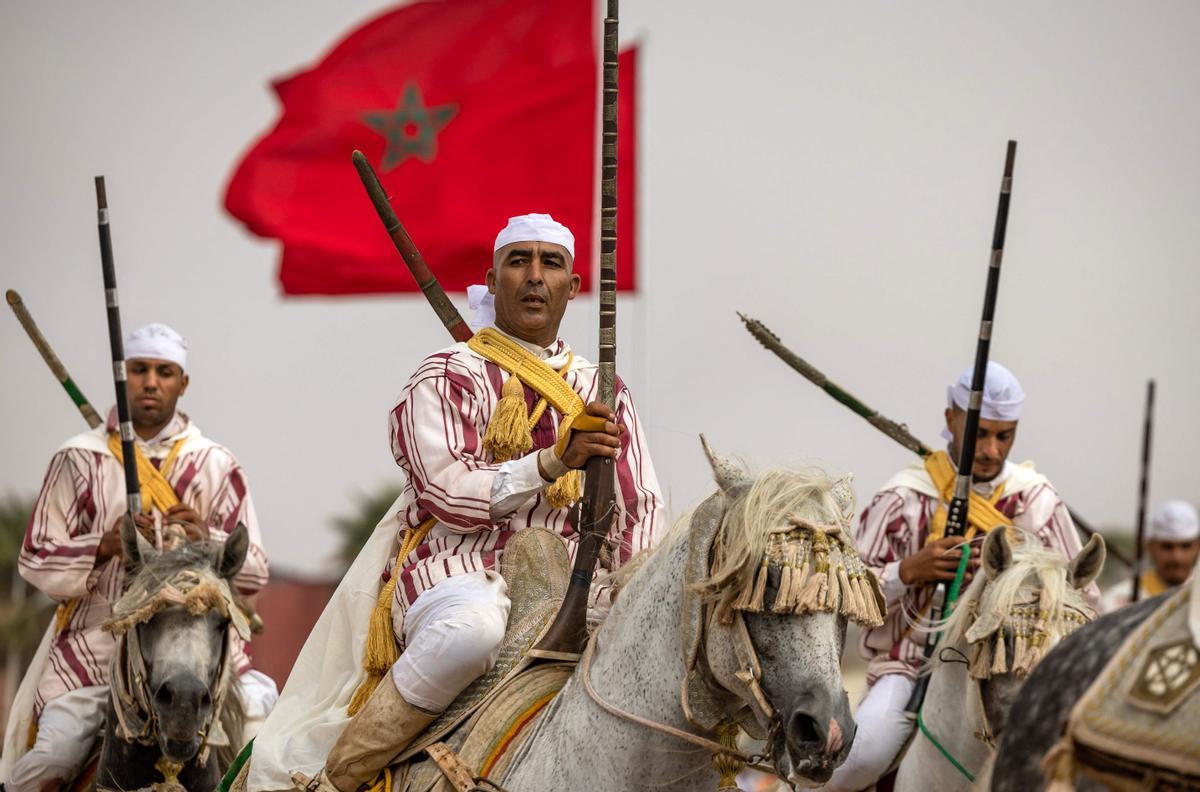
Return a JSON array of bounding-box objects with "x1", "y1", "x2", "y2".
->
[{"x1": 2, "y1": 1, "x2": 1197, "y2": 576}]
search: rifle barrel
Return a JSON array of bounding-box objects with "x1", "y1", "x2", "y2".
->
[
  {"x1": 907, "y1": 141, "x2": 1016, "y2": 715},
  {"x1": 95, "y1": 177, "x2": 141, "y2": 518},
  {"x1": 1131, "y1": 379, "x2": 1156, "y2": 602}
]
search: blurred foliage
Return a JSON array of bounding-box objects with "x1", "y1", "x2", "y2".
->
[
  {"x1": 333, "y1": 484, "x2": 404, "y2": 570},
  {"x1": 1, "y1": 494, "x2": 55, "y2": 653}
]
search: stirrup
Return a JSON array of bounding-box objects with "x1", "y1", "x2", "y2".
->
[{"x1": 289, "y1": 769, "x2": 338, "y2": 792}]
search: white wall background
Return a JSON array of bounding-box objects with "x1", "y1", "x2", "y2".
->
[{"x1": 2, "y1": 1, "x2": 1197, "y2": 576}]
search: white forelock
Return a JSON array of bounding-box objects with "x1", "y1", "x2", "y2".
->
[
  {"x1": 125, "y1": 323, "x2": 187, "y2": 371},
  {"x1": 1149, "y1": 500, "x2": 1200, "y2": 542},
  {"x1": 493, "y1": 213, "x2": 575, "y2": 259}
]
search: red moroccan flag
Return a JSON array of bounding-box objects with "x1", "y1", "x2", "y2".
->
[{"x1": 225, "y1": 0, "x2": 637, "y2": 295}]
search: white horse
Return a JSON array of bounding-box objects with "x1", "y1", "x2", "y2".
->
[
  {"x1": 893, "y1": 528, "x2": 1104, "y2": 792},
  {"x1": 492, "y1": 442, "x2": 886, "y2": 791}
]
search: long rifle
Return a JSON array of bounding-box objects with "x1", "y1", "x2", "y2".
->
[
  {"x1": 95, "y1": 177, "x2": 141, "y2": 519},
  {"x1": 905, "y1": 141, "x2": 1016, "y2": 715},
  {"x1": 1131, "y1": 379, "x2": 1156, "y2": 602},
  {"x1": 529, "y1": 0, "x2": 620, "y2": 659},
  {"x1": 738, "y1": 314, "x2": 1134, "y2": 570},
  {"x1": 7, "y1": 289, "x2": 102, "y2": 428}
]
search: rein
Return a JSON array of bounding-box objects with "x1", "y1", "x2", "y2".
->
[
  {"x1": 914, "y1": 544, "x2": 982, "y2": 783},
  {"x1": 579, "y1": 628, "x2": 781, "y2": 779}
]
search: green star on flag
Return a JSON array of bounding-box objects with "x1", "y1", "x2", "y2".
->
[{"x1": 362, "y1": 83, "x2": 458, "y2": 170}]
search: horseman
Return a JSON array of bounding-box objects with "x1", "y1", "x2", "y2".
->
[
  {"x1": 1102, "y1": 500, "x2": 1200, "y2": 612},
  {"x1": 822, "y1": 361, "x2": 1100, "y2": 792},
  {"x1": 3, "y1": 323, "x2": 277, "y2": 792},
  {"x1": 290, "y1": 213, "x2": 664, "y2": 792}
]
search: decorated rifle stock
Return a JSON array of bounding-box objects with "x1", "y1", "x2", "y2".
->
[
  {"x1": 905, "y1": 141, "x2": 1016, "y2": 715},
  {"x1": 95, "y1": 177, "x2": 142, "y2": 520}
]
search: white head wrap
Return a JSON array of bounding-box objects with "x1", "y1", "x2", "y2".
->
[
  {"x1": 1148, "y1": 500, "x2": 1200, "y2": 542},
  {"x1": 467, "y1": 284, "x2": 496, "y2": 332},
  {"x1": 493, "y1": 213, "x2": 575, "y2": 259},
  {"x1": 125, "y1": 323, "x2": 188, "y2": 371},
  {"x1": 942, "y1": 361, "x2": 1024, "y2": 440}
]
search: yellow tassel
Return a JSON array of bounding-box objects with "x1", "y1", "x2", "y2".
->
[
  {"x1": 546, "y1": 469, "x2": 583, "y2": 509},
  {"x1": 991, "y1": 632, "x2": 1008, "y2": 676},
  {"x1": 1041, "y1": 737, "x2": 1077, "y2": 791},
  {"x1": 854, "y1": 575, "x2": 877, "y2": 625},
  {"x1": 773, "y1": 550, "x2": 794, "y2": 614},
  {"x1": 823, "y1": 564, "x2": 838, "y2": 610},
  {"x1": 746, "y1": 559, "x2": 769, "y2": 612},
  {"x1": 483, "y1": 375, "x2": 533, "y2": 463},
  {"x1": 836, "y1": 566, "x2": 854, "y2": 617},
  {"x1": 712, "y1": 721, "x2": 745, "y2": 791},
  {"x1": 347, "y1": 519, "x2": 433, "y2": 716},
  {"x1": 969, "y1": 642, "x2": 991, "y2": 678},
  {"x1": 733, "y1": 559, "x2": 763, "y2": 611},
  {"x1": 791, "y1": 554, "x2": 812, "y2": 613}
]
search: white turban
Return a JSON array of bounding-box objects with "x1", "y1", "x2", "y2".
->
[
  {"x1": 1148, "y1": 500, "x2": 1200, "y2": 542},
  {"x1": 493, "y1": 213, "x2": 575, "y2": 259},
  {"x1": 125, "y1": 323, "x2": 187, "y2": 371},
  {"x1": 467, "y1": 284, "x2": 496, "y2": 332},
  {"x1": 946, "y1": 361, "x2": 1025, "y2": 421}
]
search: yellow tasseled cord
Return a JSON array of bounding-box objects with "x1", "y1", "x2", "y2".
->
[{"x1": 347, "y1": 516, "x2": 436, "y2": 716}]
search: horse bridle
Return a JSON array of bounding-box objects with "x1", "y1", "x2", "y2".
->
[
  {"x1": 580, "y1": 626, "x2": 782, "y2": 777},
  {"x1": 109, "y1": 604, "x2": 234, "y2": 764}
]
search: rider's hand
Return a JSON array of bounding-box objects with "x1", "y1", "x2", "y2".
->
[
  {"x1": 899, "y1": 535, "x2": 977, "y2": 586},
  {"x1": 558, "y1": 402, "x2": 625, "y2": 470},
  {"x1": 166, "y1": 503, "x2": 209, "y2": 542},
  {"x1": 96, "y1": 514, "x2": 154, "y2": 563}
]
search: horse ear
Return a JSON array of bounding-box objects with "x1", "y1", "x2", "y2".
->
[
  {"x1": 982, "y1": 528, "x2": 1013, "y2": 580},
  {"x1": 218, "y1": 523, "x2": 250, "y2": 579},
  {"x1": 1068, "y1": 533, "x2": 1106, "y2": 590},
  {"x1": 831, "y1": 474, "x2": 855, "y2": 516},
  {"x1": 699, "y1": 434, "x2": 749, "y2": 494}
]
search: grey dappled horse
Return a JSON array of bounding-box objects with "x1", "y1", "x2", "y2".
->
[
  {"x1": 895, "y1": 528, "x2": 1104, "y2": 792},
  {"x1": 498, "y1": 443, "x2": 870, "y2": 790},
  {"x1": 95, "y1": 520, "x2": 248, "y2": 791},
  {"x1": 986, "y1": 593, "x2": 1168, "y2": 791}
]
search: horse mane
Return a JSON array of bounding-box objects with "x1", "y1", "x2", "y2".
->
[
  {"x1": 937, "y1": 528, "x2": 1092, "y2": 676},
  {"x1": 696, "y1": 466, "x2": 853, "y2": 617}
]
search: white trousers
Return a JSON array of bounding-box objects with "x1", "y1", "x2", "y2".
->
[
  {"x1": 390, "y1": 571, "x2": 510, "y2": 713},
  {"x1": 822, "y1": 674, "x2": 916, "y2": 791},
  {"x1": 5, "y1": 670, "x2": 279, "y2": 792}
]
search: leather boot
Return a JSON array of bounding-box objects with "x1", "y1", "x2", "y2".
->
[{"x1": 292, "y1": 679, "x2": 438, "y2": 792}]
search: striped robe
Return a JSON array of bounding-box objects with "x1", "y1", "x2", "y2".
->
[
  {"x1": 19, "y1": 410, "x2": 269, "y2": 713},
  {"x1": 854, "y1": 456, "x2": 1099, "y2": 685},
  {"x1": 387, "y1": 333, "x2": 664, "y2": 616}
]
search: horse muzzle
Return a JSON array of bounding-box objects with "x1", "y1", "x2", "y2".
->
[
  {"x1": 776, "y1": 707, "x2": 855, "y2": 787},
  {"x1": 153, "y1": 674, "x2": 212, "y2": 762}
]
